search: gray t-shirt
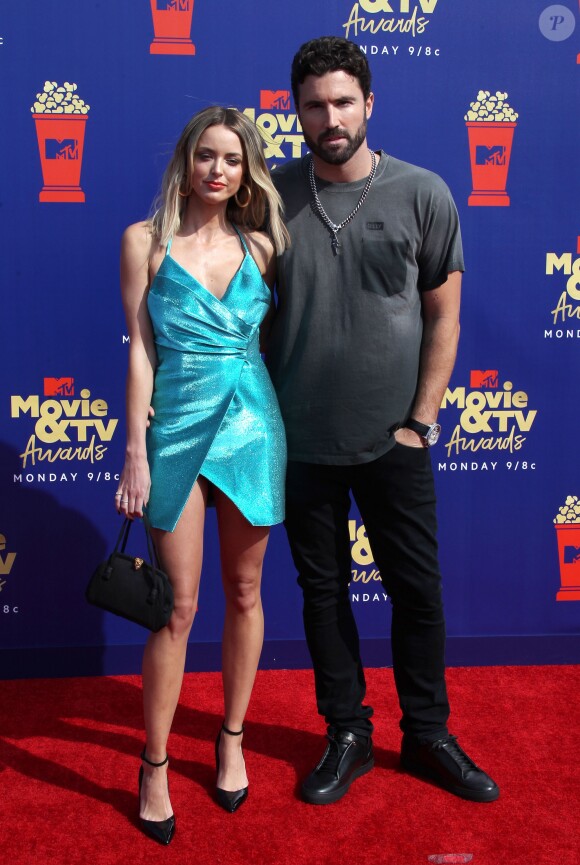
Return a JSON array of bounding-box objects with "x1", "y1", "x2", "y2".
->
[{"x1": 265, "y1": 151, "x2": 464, "y2": 464}]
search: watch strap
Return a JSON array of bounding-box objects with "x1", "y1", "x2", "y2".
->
[{"x1": 404, "y1": 418, "x2": 431, "y2": 437}]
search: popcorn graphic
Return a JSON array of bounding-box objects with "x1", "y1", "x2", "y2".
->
[
  {"x1": 553, "y1": 495, "x2": 580, "y2": 601},
  {"x1": 31, "y1": 80, "x2": 90, "y2": 115},
  {"x1": 31, "y1": 82, "x2": 90, "y2": 202},
  {"x1": 464, "y1": 90, "x2": 518, "y2": 123},
  {"x1": 554, "y1": 495, "x2": 580, "y2": 525},
  {"x1": 465, "y1": 90, "x2": 518, "y2": 207}
]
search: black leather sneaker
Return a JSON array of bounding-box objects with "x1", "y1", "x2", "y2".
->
[
  {"x1": 401, "y1": 734, "x2": 499, "y2": 802},
  {"x1": 301, "y1": 730, "x2": 374, "y2": 805}
]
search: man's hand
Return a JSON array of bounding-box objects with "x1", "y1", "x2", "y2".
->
[{"x1": 394, "y1": 427, "x2": 425, "y2": 448}]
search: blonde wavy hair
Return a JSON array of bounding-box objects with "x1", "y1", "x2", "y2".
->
[{"x1": 151, "y1": 106, "x2": 290, "y2": 254}]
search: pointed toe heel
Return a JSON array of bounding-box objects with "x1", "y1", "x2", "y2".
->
[
  {"x1": 215, "y1": 723, "x2": 249, "y2": 813},
  {"x1": 216, "y1": 785, "x2": 248, "y2": 813},
  {"x1": 138, "y1": 751, "x2": 176, "y2": 844}
]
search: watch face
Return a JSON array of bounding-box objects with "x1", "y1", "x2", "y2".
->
[{"x1": 426, "y1": 423, "x2": 441, "y2": 446}]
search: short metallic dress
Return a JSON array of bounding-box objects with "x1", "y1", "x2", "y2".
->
[{"x1": 145, "y1": 228, "x2": 286, "y2": 532}]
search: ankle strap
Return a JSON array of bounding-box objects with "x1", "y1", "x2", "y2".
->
[
  {"x1": 222, "y1": 723, "x2": 244, "y2": 736},
  {"x1": 141, "y1": 748, "x2": 169, "y2": 767}
]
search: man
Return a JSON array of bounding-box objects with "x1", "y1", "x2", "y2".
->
[{"x1": 265, "y1": 36, "x2": 499, "y2": 805}]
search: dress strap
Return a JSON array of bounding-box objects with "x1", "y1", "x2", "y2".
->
[
  {"x1": 232, "y1": 224, "x2": 249, "y2": 254},
  {"x1": 166, "y1": 237, "x2": 173, "y2": 254}
]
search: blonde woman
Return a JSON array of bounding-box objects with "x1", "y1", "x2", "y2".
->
[{"x1": 116, "y1": 107, "x2": 289, "y2": 841}]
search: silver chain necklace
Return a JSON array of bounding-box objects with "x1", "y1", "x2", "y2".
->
[{"x1": 308, "y1": 149, "x2": 377, "y2": 256}]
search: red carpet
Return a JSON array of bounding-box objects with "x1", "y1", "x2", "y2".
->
[{"x1": 0, "y1": 665, "x2": 578, "y2": 865}]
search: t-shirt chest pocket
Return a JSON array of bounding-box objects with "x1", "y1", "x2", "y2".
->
[{"x1": 361, "y1": 237, "x2": 409, "y2": 298}]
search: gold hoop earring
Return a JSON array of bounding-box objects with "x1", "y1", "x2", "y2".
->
[
  {"x1": 177, "y1": 174, "x2": 190, "y2": 197},
  {"x1": 234, "y1": 184, "x2": 251, "y2": 209}
]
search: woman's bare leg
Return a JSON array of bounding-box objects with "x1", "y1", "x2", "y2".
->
[
  {"x1": 139, "y1": 479, "x2": 208, "y2": 821},
  {"x1": 214, "y1": 489, "x2": 269, "y2": 792}
]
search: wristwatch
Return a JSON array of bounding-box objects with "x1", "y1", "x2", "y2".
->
[{"x1": 404, "y1": 418, "x2": 441, "y2": 447}]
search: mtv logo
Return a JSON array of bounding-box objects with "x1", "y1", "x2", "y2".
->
[
  {"x1": 564, "y1": 546, "x2": 580, "y2": 564},
  {"x1": 157, "y1": 0, "x2": 190, "y2": 9},
  {"x1": 260, "y1": 90, "x2": 291, "y2": 111},
  {"x1": 470, "y1": 370, "x2": 498, "y2": 388},
  {"x1": 475, "y1": 145, "x2": 506, "y2": 166},
  {"x1": 45, "y1": 139, "x2": 79, "y2": 160},
  {"x1": 44, "y1": 377, "x2": 74, "y2": 397}
]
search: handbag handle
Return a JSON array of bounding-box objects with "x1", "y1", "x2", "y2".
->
[
  {"x1": 142, "y1": 511, "x2": 162, "y2": 568},
  {"x1": 114, "y1": 513, "x2": 161, "y2": 569}
]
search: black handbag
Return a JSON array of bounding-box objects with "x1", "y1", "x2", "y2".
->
[{"x1": 86, "y1": 513, "x2": 174, "y2": 632}]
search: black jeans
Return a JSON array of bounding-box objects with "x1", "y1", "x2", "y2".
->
[{"x1": 284, "y1": 443, "x2": 450, "y2": 743}]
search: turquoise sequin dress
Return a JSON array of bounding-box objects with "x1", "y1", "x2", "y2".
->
[{"x1": 145, "y1": 228, "x2": 286, "y2": 532}]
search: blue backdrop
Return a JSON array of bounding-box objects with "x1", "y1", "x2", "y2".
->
[{"x1": 1, "y1": 1, "x2": 579, "y2": 678}]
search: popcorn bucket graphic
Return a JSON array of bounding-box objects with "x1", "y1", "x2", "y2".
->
[
  {"x1": 150, "y1": 0, "x2": 195, "y2": 55},
  {"x1": 33, "y1": 114, "x2": 88, "y2": 203},
  {"x1": 555, "y1": 524, "x2": 580, "y2": 601},
  {"x1": 466, "y1": 122, "x2": 516, "y2": 206}
]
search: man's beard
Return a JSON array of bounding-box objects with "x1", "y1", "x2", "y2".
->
[{"x1": 303, "y1": 116, "x2": 368, "y2": 166}]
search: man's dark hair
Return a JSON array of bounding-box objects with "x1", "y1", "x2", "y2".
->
[{"x1": 291, "y1": 36, "x2": 372, "y2": 106}]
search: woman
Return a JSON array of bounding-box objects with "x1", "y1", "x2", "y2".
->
[{"x1": 115, "y1": 106, "x2": 289, "y2": 842}]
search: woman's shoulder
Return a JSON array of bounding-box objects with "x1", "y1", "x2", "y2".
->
[
  {"x1": 122, "y1": 220, "x2": 154, "y2": 251},
  {"x1": 243, "y1": 228, "x2": 275, "y2": 266},
  {"x1": 122, "y1": 221, "x2": 165, "y2": 270},
  {"x1": 241, "y1": 228, "x2": 276, "y2": 285}
]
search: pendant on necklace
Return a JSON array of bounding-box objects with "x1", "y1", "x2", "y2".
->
[{"x1": 309, "y1": 148, "x2": 377, "y2": 261}]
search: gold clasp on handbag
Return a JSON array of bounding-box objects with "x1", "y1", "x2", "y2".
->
[{"x1": 133, "y1": 557, "x2": 144, "y2": 570}]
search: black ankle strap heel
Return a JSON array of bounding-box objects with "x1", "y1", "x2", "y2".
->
[
  {"x1": 221, "y1": 723, "x2": 244, "y2": 737},
  {"x1": 138, "y1": 749, "x2": 175, "y2": 845},
  {"x1": 141, "y1": 749, "x2": 169, "y2": 768},
  {"x1": 215, "y1": 723, "x2": 248, "y2": 813}
]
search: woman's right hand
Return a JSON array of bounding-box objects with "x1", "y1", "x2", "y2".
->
[{"x1": 115, "y1": 454, "x2": 151, "y2": 519}]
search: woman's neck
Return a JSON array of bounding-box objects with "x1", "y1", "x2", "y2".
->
[{"x1": 179, "y1": 199, "x2": 234, "y2": 243}]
